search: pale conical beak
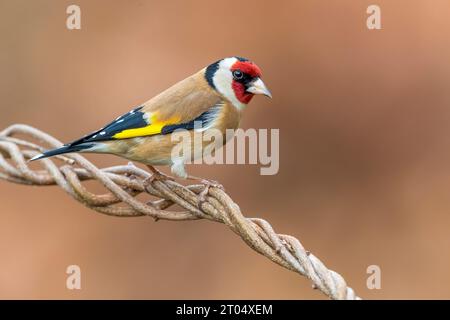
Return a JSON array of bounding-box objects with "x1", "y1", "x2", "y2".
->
[{"x1": 246, "y1": 78, "x2": 272, "y2": 98}]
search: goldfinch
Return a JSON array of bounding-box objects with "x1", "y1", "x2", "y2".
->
[{"x1": 31, "y1": 56, "x2": 271, "y2": 185}]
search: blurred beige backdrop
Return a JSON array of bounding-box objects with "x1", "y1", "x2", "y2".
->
[{"x1": 1, "y1": 0, "x2": 450, "y2": 299}]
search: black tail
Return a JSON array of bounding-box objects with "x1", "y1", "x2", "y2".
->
[{"x1": 29, "y1": 143, "x2": 94, "y2": 161}]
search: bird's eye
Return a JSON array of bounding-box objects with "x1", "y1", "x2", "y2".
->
[{"x1": 233, "y1": 70, "x2": 243, "y2": 80}]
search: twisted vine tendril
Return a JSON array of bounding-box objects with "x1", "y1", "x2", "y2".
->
[{"x1": 0, "y1": 124, "x2": 361, "y2": 300}]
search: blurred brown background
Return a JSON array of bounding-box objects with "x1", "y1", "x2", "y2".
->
[{"x1": 1, "y1": 0, "x2": 450, "y2": 299}]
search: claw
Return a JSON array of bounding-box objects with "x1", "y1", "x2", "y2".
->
[
  {"x1": 143, "y1": 165, "x2": 174, "y2": 188},
  {"x1": 197, "y1": 179, "x2": 224, "y2": 208},
  {"x1": 199, "y1": 179, "x2": 224, "y2": 190}
]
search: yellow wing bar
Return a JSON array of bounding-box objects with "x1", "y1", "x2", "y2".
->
[{"x1": 112, "y1": 114, "x2": 180, "y2": 139}]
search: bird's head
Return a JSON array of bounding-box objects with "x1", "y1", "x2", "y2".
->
[{"x1": 205, "y1": 57, "x2": 272, "y2": 109}]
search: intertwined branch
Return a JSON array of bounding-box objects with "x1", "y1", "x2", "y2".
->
[{"x1": 0, "y1": 124, "x2": 360, "y2": 300}]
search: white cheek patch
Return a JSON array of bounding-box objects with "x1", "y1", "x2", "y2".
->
[{"x1": 213, "y1": 57, "x2": 246, "y2": 110}]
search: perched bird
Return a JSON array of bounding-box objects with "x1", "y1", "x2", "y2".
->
[{"x1": 30, "y1": 56, "x2": 271, "y2": 191}]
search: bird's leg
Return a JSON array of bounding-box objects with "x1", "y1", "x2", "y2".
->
[
  {"x1": 186, "y1": 175, "x2": 224, "y2": 207},
  {"x1": 123, "y1": 163, "x2": 139, "y2": 193},
  {"x1": 143, "y1": 165, "x2": 175, "y2": 187}
]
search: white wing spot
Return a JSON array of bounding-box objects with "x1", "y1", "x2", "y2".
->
[
  {"x1": 100, "y1": 131, "x2": 106, "y2": 135},
  {"x1": 143, "y1": 112, "x2": 151, "y2": 124}
]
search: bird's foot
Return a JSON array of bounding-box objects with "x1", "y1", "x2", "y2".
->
[
  {"x1": 187, "y1": 176, "x2": 224, "y2": 207},
  {"x1": 143, "y1": 165, "x2": 175, "y2": 187}
]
